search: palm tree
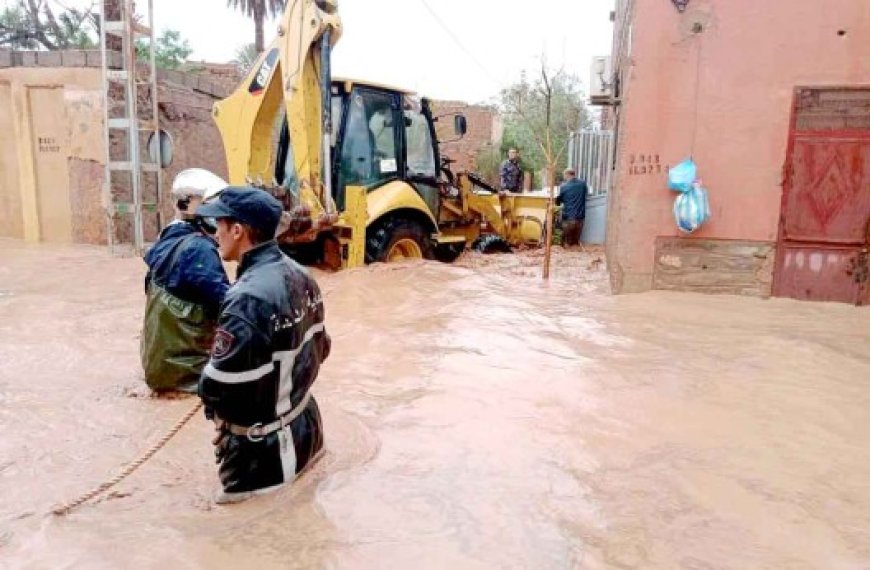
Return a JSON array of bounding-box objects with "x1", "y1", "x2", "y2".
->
[{"x1": 226, "y1": 0, "x2": 286, "y2": 53}]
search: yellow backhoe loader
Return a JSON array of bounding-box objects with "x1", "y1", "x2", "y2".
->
[{"x1": 211, "y1": 0, "x2": 549, "y2": 269}]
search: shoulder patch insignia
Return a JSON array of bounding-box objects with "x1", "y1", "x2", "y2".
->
[{"x1": 212, "y1": 327, "x2": 235, "y2": 359}]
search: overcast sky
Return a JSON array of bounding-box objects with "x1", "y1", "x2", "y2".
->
[{"x1": 10, "y1": 0, "x2": 614, "y2": 103}]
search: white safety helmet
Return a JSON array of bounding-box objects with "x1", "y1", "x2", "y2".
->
[{"x1": 171, "y1": 168, "x2": 229, "y2": 204}]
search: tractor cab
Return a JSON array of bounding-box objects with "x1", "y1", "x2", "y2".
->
[{"x1": 274, "y1": 79, "x2": 465, "y2": 221}]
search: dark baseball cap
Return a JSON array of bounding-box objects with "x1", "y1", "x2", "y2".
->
[{"x1": 196, "y1": 186, "x2": 283, "y2": 238}]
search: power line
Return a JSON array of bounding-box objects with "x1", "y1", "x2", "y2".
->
[{"x1": 417, "y1": 0, "x2": 504, "y2": 90}]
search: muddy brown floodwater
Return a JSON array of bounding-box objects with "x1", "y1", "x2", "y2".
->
[{"x1": 1, "y1": 238, "x2": 869, "y2": 569}]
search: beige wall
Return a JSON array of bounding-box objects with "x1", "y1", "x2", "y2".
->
[
  {"x1": 0, "y1": 82, "x2": 24, "y2": 238},
  {"x1": 0, "y1": 67, "x2": 103, "y2": 243},
  {"x1": 606, "y1": 0, "x2": 870, "y2": 293},
  {"x1": 0, "y1": 62, "x2": 230, "y2": 246}
]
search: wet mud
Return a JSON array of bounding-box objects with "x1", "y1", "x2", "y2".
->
[{"x1": 1, "y1": 239, "x2": 868, "y2": 569}]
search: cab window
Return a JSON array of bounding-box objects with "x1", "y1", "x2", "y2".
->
[
  {"x1": 404, "y1": 102, "x2": 436, "y2": 179},
  {"x1": 338, "y1": 88, "x2": 399, "y2": 187}
]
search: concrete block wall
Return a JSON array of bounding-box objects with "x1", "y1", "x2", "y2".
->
[{"x1": 0, "y1": 48, "x2": 122, "y2": 70}]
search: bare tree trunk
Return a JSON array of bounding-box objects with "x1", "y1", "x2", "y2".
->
[
  {"x1": 25, "y1": 0, "x2": 58, "y2": 49},
  {"x1": 540, "y1": 63, "x2": 556, "y2": 280},
  {"x1": 254, "y1": 1, "x2": 265, "y2": 53},
  {"x1": 542, "y1": 162, "x2": 555, "y2": 280}
]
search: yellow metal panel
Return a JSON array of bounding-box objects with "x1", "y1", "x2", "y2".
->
[
  {"x1": 277, "y1": 0, "x2": 341, "y2": 208},
  {"x1": 213, "y1": 0, "x2": 342, "y2": 217},
  {"x1": 212, "y1": 46, "x2": 284, "y2": 185},
  {"x1": 365, "y1": 180, "x2": 438, "y2": 229},
  {"x1": 342, "y1": 185, "x2": 367, "y2": 268},
  {"x1": 436, "y1": 233, "x2": 469, "y2": 244},
  {"x1": 334, "y1": 76, "x2": 415, "y2": 95},
  {"x1": 502, "y1": 194, "x2": 549, "y2": 245}
]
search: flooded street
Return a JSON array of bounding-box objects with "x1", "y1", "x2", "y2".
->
[{"x1": 1, "y1": 238, "x2": 869, "y2": 569}]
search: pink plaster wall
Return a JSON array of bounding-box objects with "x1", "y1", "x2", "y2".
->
[{"x1": 607, "y1": 0, "x2": 870, "y2": 292}]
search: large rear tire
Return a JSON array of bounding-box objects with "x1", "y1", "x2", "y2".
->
[
  {"x1": 366, "y1": 217, "x2": 434, "y2": 264},
  {"x1": 472, "y1": 234, "x2": 513, "y2": 254}
]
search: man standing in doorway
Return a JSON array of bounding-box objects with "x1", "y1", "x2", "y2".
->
[
  {"x1": 556, "y1": 168, "x2": 589, "y2": 247},
  {"x1": 499, "y1": 148, "x2": 523, "y2": 193},
  {"x1": 197, "y1": 187, "x2": 331, "y2": 504}
]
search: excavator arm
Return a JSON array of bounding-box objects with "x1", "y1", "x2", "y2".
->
[{"x1": 212, "y1": 0, "x2": 342, "y2": 216}]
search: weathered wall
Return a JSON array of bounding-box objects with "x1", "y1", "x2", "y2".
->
[
  {"x1": 432, "y1": 100, "x2": 502, "y2": 175},
  {"x1": 0, "y1": 82, "x2": 23, "y2": 239},
  {"x1": 0, "y1": 66, "x2": 103, "y2": 243},
  {"x1": 156, "y1": 81, "x2": 231, "y2": 228},
  {"x1": 653, "y1": 237, "x2": 775, "y2": 297},
  {"x1": 0, "y1": 50, "x2": 231, "y2": 245},
  {"x1": 606, "y1": 0, "x2": 870, "y2": 295}
]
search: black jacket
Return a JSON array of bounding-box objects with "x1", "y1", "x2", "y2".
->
[
  {"x1": 199, "y1": 241, "x2": 331, "y2": 493},
  {"x1": 556, "y1": 178, "x2": 589, "y2": 221}
]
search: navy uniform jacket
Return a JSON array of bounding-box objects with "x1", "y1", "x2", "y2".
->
[{"x1": 199, "y1": 242, "x2": 331, "y2": 493}]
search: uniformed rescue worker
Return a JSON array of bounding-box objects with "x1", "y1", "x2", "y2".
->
[
  {"x1": 140, "y1": 169, "x2": 231, "y2": 393},
  {"x1": 196, "y1": 187, "x2": 331, "y2": 504}
]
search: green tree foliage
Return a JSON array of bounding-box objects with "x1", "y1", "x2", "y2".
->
[
  {"x1": 0, "y1": 0, "x2": 97, "y2": 50},
  {"x1": 498, "y1": 68, "x2": 590, "y2": 185},
  {"x1": 136, "y1": 29, "x2": 193, "y2": 70},
  {"x1": 233, "y1": 42, "x2": 258, "y2": 74}
]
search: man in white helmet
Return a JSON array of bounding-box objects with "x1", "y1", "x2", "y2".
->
[{"x1": 140, "y1": 168, "x2": 232, "y2": 393}]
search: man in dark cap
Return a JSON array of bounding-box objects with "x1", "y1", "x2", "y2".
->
[{"x1": 196, "y1": 187, "x2": 331, "y2": 504}]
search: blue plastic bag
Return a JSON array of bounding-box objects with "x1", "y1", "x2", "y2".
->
[
  {"x1": 668, "y1": 159, "x2": 697, "y2": 193},
  {"x1": 673, "y1": 184, "x2": 710, "y2": 233}
]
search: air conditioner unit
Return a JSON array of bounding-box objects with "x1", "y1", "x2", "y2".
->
[{"x1": 589, "y1": 56, "x2": 613, "y2": 106}]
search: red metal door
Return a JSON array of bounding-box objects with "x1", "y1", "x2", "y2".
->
[{"x1": 774, "y1": 88, "x2": 870, "y2": 304}]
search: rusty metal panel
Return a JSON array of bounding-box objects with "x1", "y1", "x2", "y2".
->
[
  {"x1": 851, "y1": 247, "x2": 870, "y2": 306},
  {"x1": 775, "y1": 245, "x2": 861, "y2": 303},
  {"x1": 795, "y1": 88, "x2": 870, "y2": 132},
  {"x1": 774, "y1": 87, "x2": 870, "y2": 304},
  {"x1": 783, "y1": 138, "x2": 870, "y2": 244}
]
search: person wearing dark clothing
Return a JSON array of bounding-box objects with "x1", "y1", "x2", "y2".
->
[
  {"x1": 140, "y1": 169, "x2": 231, "y2": 393},
  {"x1": 555, "y1": 168, "x2": 589, "y2": 247},
  {"x1": 197, "y1": 187, "x2": 331, "y2": 504},
  {"x1": 144, "y1": 222, "x2": 229, "y2": 313},
  {"x1": 499, "y1": 148, "x2": 523, "y2": 192}
]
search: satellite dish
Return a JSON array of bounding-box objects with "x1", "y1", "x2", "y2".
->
[{"x1": 147, "y1": 129, "x2": 174, "y2": 168}]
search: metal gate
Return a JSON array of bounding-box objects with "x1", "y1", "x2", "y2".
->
[
  {"x1": 774, "y1": 87, "x2": 870, "y2": 305},
  {"x1": 567, "y1": 130, "x2": 614, "y2": 196}
]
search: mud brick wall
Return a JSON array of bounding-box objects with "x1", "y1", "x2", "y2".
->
[{"x1": 432, "y1": 100, "x2": 501, "y2": 174}]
